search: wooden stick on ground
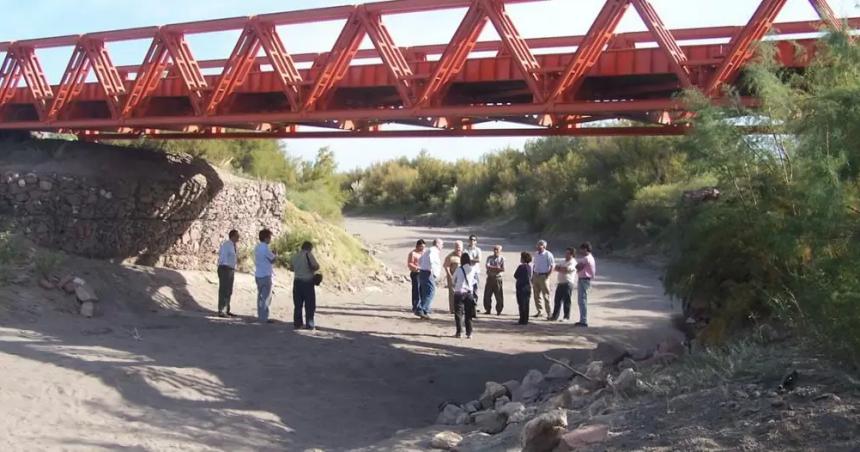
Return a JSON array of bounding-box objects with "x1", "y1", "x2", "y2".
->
[{"x1": 543, "y1": 353, "x2": 594, "y2": 382}]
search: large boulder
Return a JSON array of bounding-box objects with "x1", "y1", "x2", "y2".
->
[
  {"x1": 473, "y1": 410, "x2": 507, "y2": 434},
  {"x1": 436, "y1": 404, "x2": 467, "y2": 425},
  {"x1": 430, "y1": 431, "x2": 463, "y2": 450},
  {"x1": 521, "y1": 409, "x2": 567, "y2": 452},
  {"x1": 480, "y1": 381, "x2": 509, "y2": 410}
]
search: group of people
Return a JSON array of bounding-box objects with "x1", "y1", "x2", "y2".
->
[
  {"x1": 408, "y1": 236, "x2": 597, "y2": 338},
  {"x1": 213, "y1": 228, "x2": 597, "y2": 340},
  {"x1": 215, "y1": 229, "x2": 320, "y2": 330}
]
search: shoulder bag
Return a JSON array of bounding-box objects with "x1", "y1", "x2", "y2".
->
[{"x1": 307, "y1": 253, "x2": 323, "y2": 286}]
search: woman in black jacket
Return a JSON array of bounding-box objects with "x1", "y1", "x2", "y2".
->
[{"x1": 514, "y1": 252, "x2": 533, "y2": 325}]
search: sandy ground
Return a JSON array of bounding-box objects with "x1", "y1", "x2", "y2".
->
[{"x1": 0, "y1": 217, "x2": 679, "y2": 451}]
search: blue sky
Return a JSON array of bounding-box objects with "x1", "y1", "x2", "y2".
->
[{"x1": 2, "y1": 0, "x2": 858, "y2": 169}]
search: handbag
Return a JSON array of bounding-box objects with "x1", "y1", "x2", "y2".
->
[{"x1": 307, "y1": 253, "x2": 323, "y2": 286}]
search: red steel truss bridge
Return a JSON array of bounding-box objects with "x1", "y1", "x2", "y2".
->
[{"x1": 0, "y1": 0, "x2": 857, "y2": 140}]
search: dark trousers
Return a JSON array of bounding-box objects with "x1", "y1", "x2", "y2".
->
[
  {"x1": 217, "y1": 265, "x2": 235, "y2": 313},
  {"x1": 551, "y1": 283, "x2": 573, "y2": 320},
  {"x1": 293, "y1": 279, "x2": 316, "y2": 328},
  {"x1": 483, "y1": 275, "x2": 504, "y2": 314},
  {"x1": 410, "y1": 271, "x2": 420, "y2": 312},
  {"x1": 516, "y1": 286, "x2": 531, "y2": 324},
  {"x1": 454, "y1": 292, "x2": 475, "y2": 336}
]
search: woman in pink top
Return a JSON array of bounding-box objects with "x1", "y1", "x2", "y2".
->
[
  {"x1": 575, "y1": 242, "x2": 597, "y2": 327},
  {"x1": 408, "y1": 239, "x2": 426, "y2": 314}
]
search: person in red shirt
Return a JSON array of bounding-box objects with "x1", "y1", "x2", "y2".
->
[{"x1": 407, "y1": 239, "x2": 426, "y2": 314}]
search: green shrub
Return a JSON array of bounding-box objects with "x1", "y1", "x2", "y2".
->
[
  {"x1": 272, "y1": 202, "x2": 381, "y2": 286},
  {"x1": 34, "y1": 250, "x2": 64, "y2": 277},
  {"x1": 622, "y1": 176, "x2": 718, "y2": 246}
]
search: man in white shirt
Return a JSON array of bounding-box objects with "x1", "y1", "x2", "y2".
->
[
  {"x1": 465, "y1": 235, "x2": 482, "y2": 298},
  {"x1": 452, "y1": 253, "x2": 478, "y2": 339},
  {"x1": 532, "y1": 240, "x2": 555, "y2": 319},
  {"x1": 550, "y1": 247, "x2": 577, "y2": 321},
  {"x1": 254, "y1": 229, "x2": 277, "y2": 323},
  {"x1": 216, "y1": 229, "x2": 240, "y2": 318},
  {"x1": 416, "y1": 238, "x2": 443, "y2": 319}
]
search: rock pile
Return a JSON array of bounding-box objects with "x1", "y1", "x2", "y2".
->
[
  {"x1": 431, "y1": 338, "x2": 686, "y2": 451},
  {"x1": 38, "y1": 273, "x2": 100, "y2": 317}
]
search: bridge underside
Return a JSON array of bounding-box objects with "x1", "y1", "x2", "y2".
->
[{"x1": 0, "y1": 0, "x2": 855, "y2": 139}]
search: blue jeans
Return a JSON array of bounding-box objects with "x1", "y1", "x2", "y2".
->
[
  {"x1": 410, "y1": 272, "x2": 420, "y2": 313},
  {"x1": 577, "y1": 279, "x2": 591, "y2": 324},
  {"x1": 293, "y1": 279, "x2": 316, "y2": 328},
  {"x1": 255, "y1": 276, "x2": 273, "y2": 322},
  {"x1": 417, "y1": 270, "x2": 436, "y2": 315}
]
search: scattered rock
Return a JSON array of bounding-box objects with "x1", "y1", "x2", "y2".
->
[
  {"x1": 608, "y1": 368, "x2": 639, "y2": 394},
  {"x1": 75, "y1": 284, "x2": 98, "y2": 303},
  {"x1": 587, "y1": 397, "x2": 611, "y2": 417},
  {"x1": 557, "y1": 424, "x2": 610, "y2": 451},
  {"x1": 502, "y1": 379, "x2": 521, "y2": 397},
  {"x1": 519, "y1": 370, "x2": 544, "y2": 402},
  {"x1": 499, "y1": 402, "x2": 525, "y2": 418},
  {"x1": 494, "y1": 396, "x2": 511, "y2": 410},
  {"x1": 38, "y1": 278, "x2": 55, "y2": 290},
  {"x1": 584, "y1": 361, "x2": 604, "y2": 380},
  {"x1": 464, "y1": 400, "x2": 481, "y2": 414},
  {"x1": 562, "y1": 384, "x2": 590, "y2": 410},
  {"x1": 546, "y1": 363, "x2": 575, "y2": 380},
  {"x1": 521, "y1": 409, "x2": 567, "y2": 452},
  {"x1": 436, "y1": 404, "x2": 467, "y2": 425},
  {"x1": 455, "y1": 432, "x2": 492, "y2": 451},
  {"x1": 509, "y1": 409, "x2": 531, "y2": 424},
  {"x1": 473, "y1": 410, "x2": 507, "y2": 434},
  {"x1": 58, "y1": 274, "x2": 76, "y2": 293},
  {"x1": 480, "y1": 381, "x2": 509, "y2": 409},
  {"x1": 79, "y1": 301, "x2": 95, "y2": 318},
  {"x1": 430, "y1": 431, "x2": 463, "y2": 450},
  {"x1": 38, "y1": 180, "x2": 53, "y2": 191}
]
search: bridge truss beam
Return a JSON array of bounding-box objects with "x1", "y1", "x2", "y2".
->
[{"x1": 0, "y1": 0, "x2": 852, "y2": 139}]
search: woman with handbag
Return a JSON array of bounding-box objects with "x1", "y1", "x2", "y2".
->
[
  {"x1": 452, "y1": 252, "x2": 478, "y2": 339},
  {"x1": 291, "y1": 241, "x2": 321, "y2": 330}
]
